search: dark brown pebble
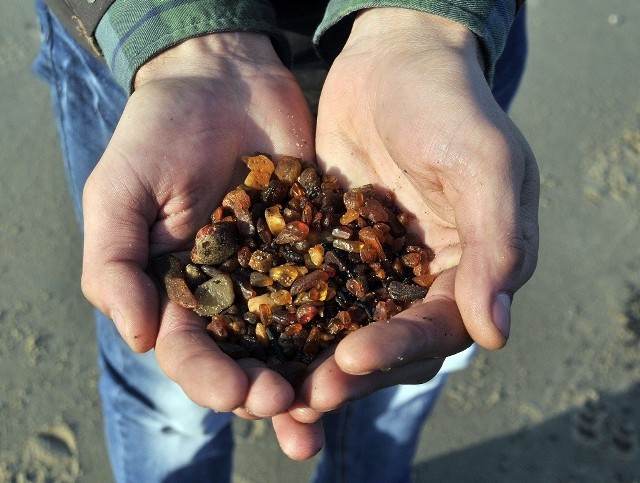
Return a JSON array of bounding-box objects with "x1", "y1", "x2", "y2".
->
[
  {"x1": 387, "y1": 281, "x2": 428, "y2": 301},
  {"x1": 191, "y1": 222, "x2": 240, "y2": 265}
]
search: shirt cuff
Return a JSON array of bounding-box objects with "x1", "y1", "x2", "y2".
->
[
  {"x1": 95, "y1": 0, "x2": 290, "y2": 94},
  {"x1": 314, "y1": 0, "x2": 522, "y2": 85}
]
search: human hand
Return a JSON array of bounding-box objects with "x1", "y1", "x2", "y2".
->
[
  {"x1": 291, "y1": 8, "x2": 539, "y2": 419},
  {"x1": 81, "y1": 32, "x2": 323, "y2": 458}
]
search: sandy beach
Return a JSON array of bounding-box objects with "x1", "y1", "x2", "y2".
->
[{"x1": 1, "y1": 1, "x2": 639, "y2": 481}]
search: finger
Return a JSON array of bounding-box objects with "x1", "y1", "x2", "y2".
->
[
  {"x1": 271, "y1": 412, "x2": 324, "y2": 460},
  {"x1": 154, "y1": 301, "x2": 248, "y2": 412},
  {"x1": 234, "y1": 359, "x2": 295, "y2": 418},
  {"x1": 454, "y1": 135, "x2": 539, "y2": 350},
  {"x1": 333, "y1": 268, "x2": 472, "y2": 376},
  {"x1": 82, "y1": 169, "x2": 159, "y2": 352},
  {"x1": 294, "y1": 355, "x2": 444, "y2": 415}
]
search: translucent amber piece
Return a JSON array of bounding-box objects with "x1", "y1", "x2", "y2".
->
[
  {"x1": 296, "y1": 304, "x2": 318, "y2": 325},
  {"x1": 293, "y1": 291, "x2": 313, "y2": 305},
  {"x1": 372, "y1": 299, "x2": 402, "y2": 321},
  {"x1": 358, "y1": 226, "x2": 386, "y2": 260},
  {"x1": 274, "y1": 156, "x2": 302, "y2": 184},
  {"x1": 265, "y1": 205, "x2": 286, "y2": 235},
  {"x1": 309, "y1": 281, "x2": 329, "y2": 301},
  {"x1": 308, "y1": 244, "x2": 324, "y2": 266},
  {"x1": 275, "y1": 221, "x2": 310, "y2": 244},
  {"x1": 343, "y1": 189, "x2": 365, "y2": 210},
  {"x1": 339, "y1": 208, "x2": 360, "y2": 225},
  {"x1": 255, "y1": 322, "x2": 270, "y2": 347},
  {"x1": 226, "y1": 317, "x2": 247, "y2": 337},
  {"x1": 413, "y1": 273, "x2": 437, "y2": 288},
  {"x1": 289, "y1": 270, "x2": 330, "y2": 296},
  {"x1": 332, "y1": 238, "x2": 365, "y2": 253},
  {"x1": 237, "y1": 245, "x2": 252, "y2": 267},
  {"x1": 359, "y1": 199, "x2": 388, "y2": 223},
  {"x1": 259, "y1": 303, "x2": 273, "y2": 326},
  {"x1": 248, "y1": 249, "x2": 275, "y2": 273},
  {"x1": 401, "y1": 252, "x2": 421, "y2": 268},
  {"x1": 285, "y1": 323, "x2": 303, "y2": 336},
  {"x1": 243, "y1": 154, "x2": 275, "y2": 190},
  {"x1": 303, "y1": 326, "x2": 321, "y2": 356},
  {"x1": 359, "y1": 246, "x2": 378, "y2": 264},
  {"x1": 370, "y1": 262, "x2": 386, "y2": 280},
  {"x1": 332, "y1": 226, "x2": 353, "y2": 239},
  {"x1": 269, "y1": 265, "x2": 300, "y2": 287},
  {"x1": 346, "y1": 278, "x2": 366, "y2": 298},
  {"x1": 270, "y1": 289, "x2": 293, "y2": 306}
]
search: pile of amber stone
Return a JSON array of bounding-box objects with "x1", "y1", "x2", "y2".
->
[{"x1": 152, "y1": 154, "x2": 436, "y2": 378}]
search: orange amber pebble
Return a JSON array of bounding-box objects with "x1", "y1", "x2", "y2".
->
[
  {"x1": 309, "y1": 281, "x2": 329, "y2": 301},
  {"x1": 358, "y1": 226, "x2": 386, "y2": 260},
  {"x1": 211, "y1": 206, "x2": 225, "y2": 223},
  {"x1": 413, "y1": 273, "x2": 437, "y2": 288},
  {"x1": 248, "y1": 249, "x2": 275, "y2": 273},
  {"x1": 285, "y1": 323, "x2": 304, "y2": 336},
  {"x1": 401, "y1": 252, "x2": 421, "y2": 268},
  {"x1": 265, "y1": 205, "x2": 286, "y2": 235},
  {"x1": 308, "y1": 244, "x2": 324, "y2": 266},
  {"x1": 259, "y1": 303, "x2": 273, "y2": 326},
  {"x1": 270, "y1": 289, "x2": 293, "y2": 305},
  {"x1": 255, "y1": 322, "x2": 270, "y2": 347},
  {"x1": 269, "y1": 265, "x2": 300, "y2": 287},
  {"x1": 343, "y1": 188, "x2": 365, "y2": 210},
  {"x1": 207, "y1": 315, "x2": 229, "y2": 341},
  {"x1": 339, "y1": 208, "x2": 360, "y2": 225},
  {"x1": 243, "y1": 154, "x2": 275, "y2": 190}
]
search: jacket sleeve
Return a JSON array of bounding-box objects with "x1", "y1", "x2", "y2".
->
[
  {"x1": 93, "y1": 0, "x2": 289, "y2": 94},
  {"x1": 313, "y1": 0, "x2": 525, "y2": 85}
]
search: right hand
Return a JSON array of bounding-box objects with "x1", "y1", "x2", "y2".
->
[{"x1": 81, "y1": 32, "x2": 323, "y2": 459}]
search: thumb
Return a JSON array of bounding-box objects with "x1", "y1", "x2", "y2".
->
[
  {"x1": 81, "y1": 167, "x2": 159, "y2": 352},
  {"x1": 453, "y1": 139, "x2": 539, "y2": 350}
]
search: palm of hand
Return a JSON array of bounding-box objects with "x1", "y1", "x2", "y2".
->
[
  {"x1": 82, "y1": 63, "x2": 316, "y2": 419},
  {"x1": 295, "y1": 25, "x2": 538, "y2": 412}
]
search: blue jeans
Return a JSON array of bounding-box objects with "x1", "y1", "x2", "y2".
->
[{"x1": 33, "y1": 1, "x2": 526, "y2": 481}]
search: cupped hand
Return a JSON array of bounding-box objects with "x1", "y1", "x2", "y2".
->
[
  {"x1": 80, "y1": 33, "x2": 321, "y2": 448},
  {"x1": 293, "y1": 8, "x2": 539, "y2": 418}
]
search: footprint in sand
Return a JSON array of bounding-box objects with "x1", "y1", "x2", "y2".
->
[
  {"x1": 571, "y1": 396, "x2": 638, "y2": 460},
  {"x1": 18, "y1": 423, "x2": 80, "y2": 482}
]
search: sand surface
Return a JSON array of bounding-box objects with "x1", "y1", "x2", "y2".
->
[{"x1": 1, "y1": 1, "x2": 639, "y2": 481}]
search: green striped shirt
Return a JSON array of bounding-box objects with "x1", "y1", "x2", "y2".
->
[{"x1": 96, "y1": 0, "x2": 523, "y2": 93}]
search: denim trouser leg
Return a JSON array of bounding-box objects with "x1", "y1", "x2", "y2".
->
[
  {"x1": 33, "y1": 2, "x2": 233, "y2": 482},
  {"x1": 33, "y1": 0, "x2": 527, "y2": 480}
]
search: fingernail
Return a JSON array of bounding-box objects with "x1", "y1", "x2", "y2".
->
[{"x1": 492, "y1": 292, "x2": 511, "y2": 339}]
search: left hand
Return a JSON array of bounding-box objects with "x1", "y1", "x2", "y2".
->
[{"x1": 290, "y1": 8, "x2": 539, "y2": 420}]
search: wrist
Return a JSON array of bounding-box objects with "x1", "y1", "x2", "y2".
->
[
  {"x1": 134, "y1": 32, "x2": 283, "y2": 90},
  {"x1": 346, "y1": 8, "x2": 484, "y2": 72}
]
